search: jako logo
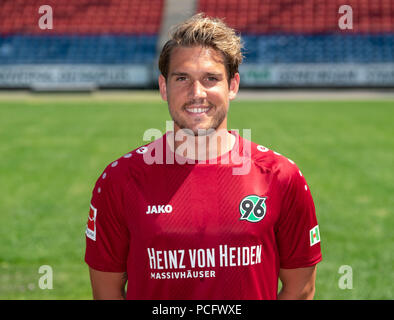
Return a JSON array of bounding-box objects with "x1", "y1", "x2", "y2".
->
[{"x1": 146, "y1": 205, "x2": 173, "y2": 214}]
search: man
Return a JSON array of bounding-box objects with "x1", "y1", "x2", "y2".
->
[{"x1": 85, "y1": 13, "x2": 322, "y2": 300}]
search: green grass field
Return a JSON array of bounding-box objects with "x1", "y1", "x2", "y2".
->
[{"x1": 0, "y1": 95, "x2": 393, "y2": 299}]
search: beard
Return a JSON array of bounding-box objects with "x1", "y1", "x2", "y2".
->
[{"x1": 168, "y1": 100, "x2": 227, "y2": 136}]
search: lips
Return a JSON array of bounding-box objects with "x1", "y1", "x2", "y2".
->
[{"x1": 185, "y1": 106, "x2": 211, "y2": 114}]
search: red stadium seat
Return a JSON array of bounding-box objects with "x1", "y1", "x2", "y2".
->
[
  {"x1": 0, "y1": 0, "x2": 164, "y2": 35},
  {"x1": 197, "y1": 0, "x2": 393, "y2": 34}
]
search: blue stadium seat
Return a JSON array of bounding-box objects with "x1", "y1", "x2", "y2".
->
[
  {"x1": 0, "y1": 35, "x2": 158, "y2": 64},
  {"x1": 0, "y1": 33, "x2": 393, "y2": 65},
  {"x1": 242, "y1": 34, "x2": 394, "y2": 63}
]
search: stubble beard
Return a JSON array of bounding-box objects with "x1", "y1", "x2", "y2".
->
[{"x1": 169, "y1": 101, "x2": 227, "y2": 136}]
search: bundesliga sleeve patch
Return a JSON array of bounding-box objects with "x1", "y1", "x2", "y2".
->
[
  {"x1": 310, "y1": 225, "x2": 320, "y2": 246},
  {"x1": 86, "y1": 204, "x2": 97, "y2": 241}
]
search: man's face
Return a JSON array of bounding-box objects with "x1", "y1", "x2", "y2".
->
[{"x1": 159, "y1": 46, "x2": 240, "y2": 135}]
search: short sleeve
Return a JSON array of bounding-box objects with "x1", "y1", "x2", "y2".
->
[
  {"x1": 276, "y1": 164, "x2": 322, "y2": 269},
  {"x1": 84, "y1": 166, "x2": 129, "y2": 272}
]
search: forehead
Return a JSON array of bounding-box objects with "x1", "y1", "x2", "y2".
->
[{"x1": 168, "y1": 46, "x2": 226, "y2": 74}]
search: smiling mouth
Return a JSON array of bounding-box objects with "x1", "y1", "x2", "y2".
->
[{"x1": 185, "y1": 106, "x2": 211, "y2": 114}]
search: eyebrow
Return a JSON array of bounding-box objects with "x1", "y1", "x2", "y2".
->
[
  {"x1": 170, "y1": 72, "x2": 188, "y2": 77},
  {"x1": 206, "y1": 73, "x2": 223, "y2": 77},
  {"x1": 170, "y1": 72, "x2": 223, "y2": 77}
]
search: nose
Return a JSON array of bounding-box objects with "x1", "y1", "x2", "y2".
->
[{"x1": 189, "y1": 80, "x2": 207, "y2": 100}]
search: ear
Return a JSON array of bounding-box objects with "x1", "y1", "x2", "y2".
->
[
  {"x1": 228, "y1": 73, "x2": 240, "y2": 101},
  {"x1": 158, "y1": 74, "x2": 168, "y2": 101}
]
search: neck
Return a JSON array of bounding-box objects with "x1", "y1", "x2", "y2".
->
[{"x1": 168, "y1": 128, "x2": 235, "y2": 161}]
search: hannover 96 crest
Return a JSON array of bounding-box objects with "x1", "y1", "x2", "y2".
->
[{"x1": 239, "y1": 195, "x2": 267, "y2": 223}]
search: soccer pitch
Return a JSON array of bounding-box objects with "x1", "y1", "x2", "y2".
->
[{"x1": 0, "y1": 93, "x2": 393, "y2": 299}]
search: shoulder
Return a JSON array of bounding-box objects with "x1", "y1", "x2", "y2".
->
[
  {"x1": 93, "y1": 136, "x2": 163, "y2": 190},
  {"x1": 242, "y1": 136, "x2": 301, "y2": 183}
]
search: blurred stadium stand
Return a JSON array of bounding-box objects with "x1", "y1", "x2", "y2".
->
[
  {"x1": 0, "y1": 0, "x2": 393, "y2": 89},
  {"x1": 0, "y1": 0, "x2": 163, "y2": 89},
  {"x1": 0, "y1": 35, "x2": 158, "y2": 64}
]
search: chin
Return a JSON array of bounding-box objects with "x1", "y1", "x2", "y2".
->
[{"x1": 189, "y1": 122, "x2": 218, "y2": 135}]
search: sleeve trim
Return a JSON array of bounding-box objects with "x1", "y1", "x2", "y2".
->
[
  {"x1": 85, "y1": 256, "x2": 127, "y2": 273},
  {"x1": 280, "y1": 254, "x2": 322, "y2": 269}
]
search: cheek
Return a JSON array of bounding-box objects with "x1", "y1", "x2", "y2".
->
[
  {"x1": 168, "y1": 82, "x2": 230, "y2": 107},
  {"x1": 209, "y1": 86, "x2": 230, "y2": 105},
  {"x1": 167, "y1": 84, "x2": 186, "y2": 104}
]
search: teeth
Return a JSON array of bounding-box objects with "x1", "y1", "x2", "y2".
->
[{"x1": 186, "y1": 107, "x2": 209, "y2": 113}]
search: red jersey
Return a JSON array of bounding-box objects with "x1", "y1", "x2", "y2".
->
[{"x1": 85, "y1": 131, "x2": 322, "y2": 300}]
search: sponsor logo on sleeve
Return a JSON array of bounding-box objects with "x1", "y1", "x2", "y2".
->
[
  {"x1": 86, "y1": 204, "x2": 97, "y2": 241},
  {"x1": 310, "y1": 225, "x2": 321, "y2": 246}
]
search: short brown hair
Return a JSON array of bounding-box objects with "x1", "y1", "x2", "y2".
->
[{"x1": 158, "y1": 13, "x2": 243, "y2": 80}]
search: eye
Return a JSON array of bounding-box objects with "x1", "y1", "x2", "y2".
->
[
  {"x1": 176, "y1": 76, "x2": 187, "y2": 81},
  {"x1": 207, "y1": 76, "x2": 218, "y2": 81}
]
